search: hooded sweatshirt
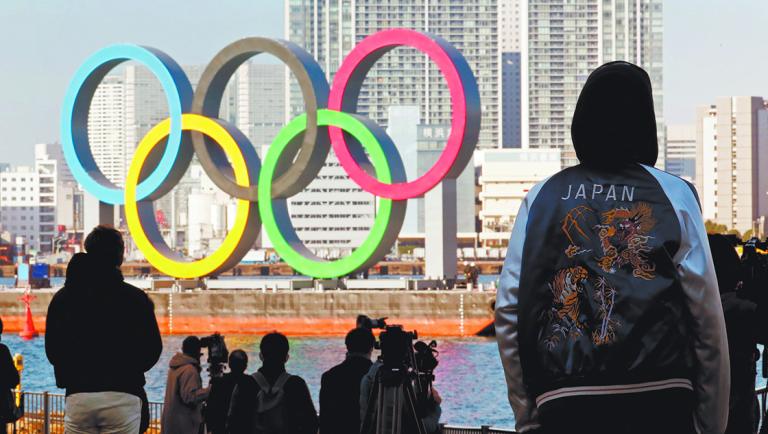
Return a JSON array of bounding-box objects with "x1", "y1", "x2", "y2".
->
[
  {"x1": 160, "y1": 353, "x2": 209, "y2": 434},
  {"x1": 496, "y1": 62, "x2": 729, "y2": 434},
  {"x1": 45, "y1": 252, "x2": 162, "y2": 397}
]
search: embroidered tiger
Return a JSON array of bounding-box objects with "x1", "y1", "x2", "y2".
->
[{"x1": 544, "y1": 266, "x2": 589, "y2": 349}]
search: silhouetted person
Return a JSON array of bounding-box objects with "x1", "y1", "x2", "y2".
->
[
  {"x1": 161, "y1": 336, "x2": 210, "y2": 434},
  {"x1": 0, "y1": 317, "x2": 20, "y2": 424},
  {"x1": 228, "y1": 332, "x2": 318, "y2": 434},
  {"x1": 206, "y1": 350, "x2": 252, "y2": 434},
  {"x1": 319, "y1": 327, "x2": 375, "y2": 434},
  {"x1": 496, "y1": 62, "x2": 729, "y2": 434},
  {"x1": 709, "y1": 234, "x2": 767, "y2": 434},
  {"x1": 46, "y1": 226, "x2": 162, "y2": 434}
]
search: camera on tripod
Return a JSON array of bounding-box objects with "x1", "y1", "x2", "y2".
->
[
  {"x1": 200, "y1": 333, "x2": 229, "y2": 379},
  {"x1": 362, "y1": 323, "x2": 440, "y2": 434}
]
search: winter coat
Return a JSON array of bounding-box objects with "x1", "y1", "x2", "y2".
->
[
  {"x1": 160, "y1": 353, "x2": 210, "y2": 434},
  {"x1": 320, "y1": 355, "x2": 372, "y2": 434},
  {"x1": 496, "y1": 61, "x2": 729, "y2": 434},
  {"x1": 45, "y1": 252, "x2": 162, "y2": 397}
]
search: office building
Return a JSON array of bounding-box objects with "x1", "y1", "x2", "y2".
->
[
  {"x1": 285, "y1": 0, "x2": 501, "y2": 148},
  {"x1": 236, "y1": 63, "x2": 286, "y2": 148},
  {"x1": 695, "y1": 97, "x2": 768, "y2": 234},
  {"x1": 665, "y1": 124, "x2": 695, "y2": 183},
  {"x1": 0, "y1": 143, "x2": 76, "y2": 253},
  {"x1": 0, "y1": 167, "x2": 41, "y2": 251},
  {"x1": 522, "y1": 0, "x2": 664, "y2": 167},
  {"x1": 478, "y1": 148, "x2": 561, "y2": 247}
]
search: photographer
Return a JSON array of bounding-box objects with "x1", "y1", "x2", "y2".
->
[
  {"x1": 320, "y1": 327, "x2": 375, "y2": 434},
  {"x1": 359, "y1": 328, "x2": 442, "y2": 434},
  {"x1": 737, "y1": 238, "x2": 768, "y2": 434},
  {"x1": 205, "y1": 350, "x2": 251, "y2": 434},
  {"x1": 161, "y1": 336, "x2": 210, "y2": 434}
]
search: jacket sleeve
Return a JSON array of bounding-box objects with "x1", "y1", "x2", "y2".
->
[
  {"x1": 359, "y1": 362, "x2": 378, "y2": 428},
  {"x1": 44, "y1": 292, "x2": 63, "y2": 366},
  {"x1": 286, "y1": 377, "x2": 319, "y2": 434},
  {"x1": 178, "y1": 366, "x2": 209, "y2": 406},
  {"x1": 137, "y1": 294, "x2": 162, "y2": 373},
  {"x1": 319, "y1": 372, "x2": 331, "y2": 433},
  {"x1": 673, "y1": 189, "x2": 730, "y2": 434},
  {"x1": 495, "y1": 186, "x2": 541, "y2": 433}
]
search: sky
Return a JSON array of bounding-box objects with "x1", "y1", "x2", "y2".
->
[{"x1": 0, "y1": 0, "x2": 767, "y2": 165}]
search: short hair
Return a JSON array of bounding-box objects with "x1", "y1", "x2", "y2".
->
[
  {"x1": 182, "y1": 336, "x2": 202, "y2": 357},
  {"x1": 345, "y1": 327, "x2": 375, "y2": 354},
  {"x1": 0, "y1": 317, "x2": 4, "y2": 335},
  {"x1": 229, "y1": 350, "x2": 248, "y2": 374},
  {"x1": 260, "y1": 332, "x2": 289, "y2": 364},
  {"x1": 84, "y1": 226, "x2": 125, "y2": 267}
]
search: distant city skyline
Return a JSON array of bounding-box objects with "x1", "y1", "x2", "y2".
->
[{"x1": 0, "y1": 0, "x2": 767, "y2": 165}]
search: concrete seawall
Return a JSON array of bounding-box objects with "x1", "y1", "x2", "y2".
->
[{"x1": 0, "y1": 290, "x2": 496, "y2": 337}]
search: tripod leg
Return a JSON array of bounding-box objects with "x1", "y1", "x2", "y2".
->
[{"x1": 403, "y1": 381, "x2": 428, "y2": 434}]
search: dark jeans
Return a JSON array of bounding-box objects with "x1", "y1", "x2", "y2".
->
[{"x1": 538, "y1": 388, "x2": 696, "y2": 434}]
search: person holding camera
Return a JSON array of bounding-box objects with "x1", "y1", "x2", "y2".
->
[
  {"x1": 496, "y1": 62, "x2": 728, "y2": 434},
  {"x1": 319, "y1": 327, "x2": 375, "y2": 434},
  {"x1": 46, "y1": 226, "x2": 162, "y2": 434},
  {"x1": 161, "y1": 336, "x2": 210, "y2": 434},
  {"x1": 227, "y1": 332, "x2": 318, "y2": 434},
  {"x1": 205, "y1": 350, "x2": 251, "y2": 434}
]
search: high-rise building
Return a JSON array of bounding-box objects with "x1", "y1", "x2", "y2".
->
[
  {"x1": 695, "y1": 97, "x2": 768, "y2": 234},
  {"x1": 665, "y1": 124, "x2": 695, "y2": 183},
  {"x1": 236, "y1": 63, "x2": 286, "y2": 148},
  {"x1": 34, "y1": 143, "x2": 78, "y2": 251},
  {"x1": 285, "y1": 0, "x2": 500, "y2": 148},
  {"x1": 500, "y1": 0, "x2": 522, "y2": 148},
  {"x1": 522, "y1": 0, "x2": 664, "y2": 167},
  {"x1": 87, "y1": 75, "x2": 125, "y2": 186}
]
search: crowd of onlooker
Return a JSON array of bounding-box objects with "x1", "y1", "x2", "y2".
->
[{"x1": 0, "y1": 216, "x2": 764, "y2": 434}]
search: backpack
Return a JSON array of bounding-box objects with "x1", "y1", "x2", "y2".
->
[{"x1": 252, "y1": 372, "x2": 292, "y2": 434}]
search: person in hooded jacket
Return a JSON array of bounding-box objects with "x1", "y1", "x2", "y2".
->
[
  {"x1": 46, "y1": 226, "x2": 162, "y2": 434},
  {"x1": 496, "y1": 62, "x2": 729, "y2": 434},
  {"x1": 161, "y1": 336, "x2": 210, "y2": 434}
]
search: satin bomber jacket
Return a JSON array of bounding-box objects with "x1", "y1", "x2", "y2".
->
[{"x1": 495, "y1": 163, "x2": 730, "y2": 434}]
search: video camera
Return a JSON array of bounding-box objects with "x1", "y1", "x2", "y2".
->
[
  {"x1": 378, "y1": 325, "x2": 439, "y2": 410},
  {"x1": 357, "y1": 314, "x2": 388, "y2": 330},
  {"x1": 200, "y1": 333, "x2": 228, "y2": 379}
]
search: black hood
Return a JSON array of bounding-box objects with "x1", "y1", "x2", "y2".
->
[{"x1": 571, "y1": 61, "x2": 658, "y2": 168}]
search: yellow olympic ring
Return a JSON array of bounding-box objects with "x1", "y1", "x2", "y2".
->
[{"x1": 124, "y1": 114, "x2": 259, "y2": 278}]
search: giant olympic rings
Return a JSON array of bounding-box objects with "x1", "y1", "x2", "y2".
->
[{"x1": 61, "y1": 29, "x2": 480, "y2": 279}]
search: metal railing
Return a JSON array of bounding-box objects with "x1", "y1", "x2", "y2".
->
[{"x1": 6, "y1": 388, "x2": 768, "y2": 434}]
